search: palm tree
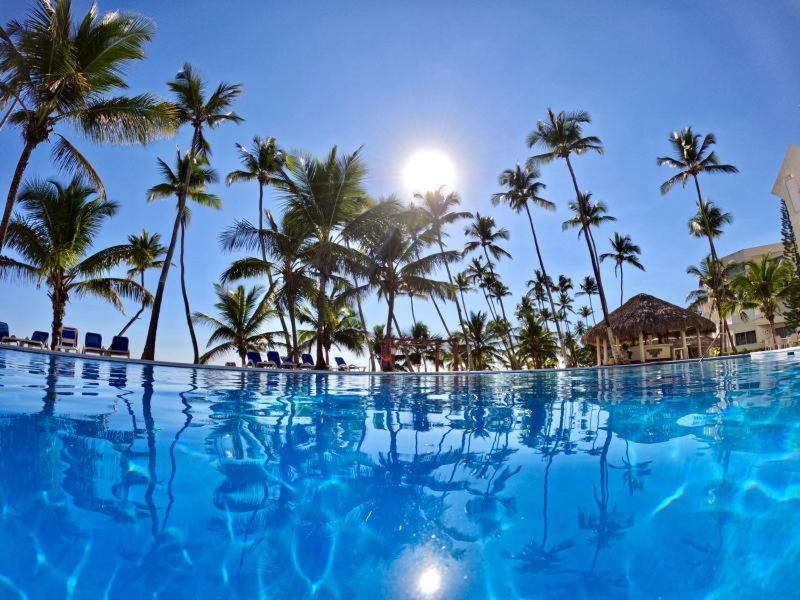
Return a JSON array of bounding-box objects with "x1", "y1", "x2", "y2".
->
[
  {"x1": 192, "y1": 284, "x2": 274, "y2": 366},
  {"x1": 461, "y1": 311, "x2": 501, "y2": 370},
  {"x1": 415, "y1": 187, "x2": 473, "y2": 368},
  {"x1": 464, "y1": 257, "x2": 497, "y2": 319},
  {"x1": 0, "y1": 177, "x2": 148, "y2": 348},
  {"x1": 517, "y1": 313, "x2": 557, "y2": 369},
  {"x1": 147, "y1": 152, "x2": 221, "y2": 364},
  {"x1": 686, "y1": 256, "x2": 736, "y2": 346},
  {"x1": 578, "y1": 306, "x2": 593, "y2": 328},
  {"x1": 0, "y1": 0, "x2": 177, "y2": 251},
  {"x1": 225, "y1": 136, "x2": 291, "y2": 347},
  {"x1": 277, "y1": 146, "x2": 370, "y2": 369},
  {"x1": 142, "y1": 63, "x2": 242, "y2": 360},
  {"x1": 492, "y1": 164, "x2": 566, "y2": 364},
  {"x1": 464, "y1": 213, "x2": 518, "y2": 367},
  {"x1": 220, "y1": 212, "x2": 316, "y2": 361},
  {"x1": 117, "y1": 230, "x2": 166, "y2": 336},
  {"x1": 527, "y1": 108, "x2": 620, "y2": 362},
  {"x1": 562, "y1": 193, "x2": 616, "y2": 261},
  {"x1": 657, "y1": 128, "x2": 738, "y2": 352},
  {"x1": 730, "y1": 256, "x2": 792, "y2": 347},
  {"x1": 298, "y1": 299, "x2": 365, "y2": 366},
  {"x1": 577, "y1": 275, "x2": 599, "y2": 325},
  {"x1": 600, "y1": 233, "x2": 644, "y2": 306}
]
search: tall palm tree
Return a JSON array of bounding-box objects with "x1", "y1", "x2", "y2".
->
[
  {"x1": 147, "y1": 152, "x2": 221, "y2": 363},
  {"x1": 577, "y1": 275, "x2": 599, "y2": 325},
  {"x1": 517, "y1": 313, "x2": 558, "y2": 370},
  {"x1": 0, "y1": 0, "x2": 177, "y2": 251},
  {"x1": 492, "y1": 164, "x2": 566, "y2": 363},
  {"x1": 600, "y1": 233, "x2": 644, "y2": 306},
  {"x1": 192, "y1": 284, "x2": 274, "y2": 366},
  {"x1": 658, "y1": 128, "x2": 738, "y2": 352},
  {"x1": 220, "y1": 212, "x2": 316, "y2": 361},
  {"x1": 225, "y1": 135, "x2": 291, "y2": 347},
  {"x1": 415, "y1": 187, "x2": 473, "y2": 368},
  {"x1": 527, "y1": 108, "x2": 620, "y2": 362},
  {"x1": 142, "y1": 63, "x2": 242, "y2": 360},
  {"x1": 687, "y1": 256, "x2": 736, "y2": 348},
  {"x1": 730, "y1": 256, "x2": 792, "y2": 347},
  {"x1": 464, "y1": 257, "x2": 497, "y2": 320},
  {"x1": 578, "y1": 305, "x2": 593, "y2": 328},
  {"x1": 277, "y1": 146, "x2": 369, "y2": 369},
  {"x1": 460, "y1": 311, "x2": 501, "y2": 370},
  {"x1": 297, "y1": 297, "x2": 365, "y2": 366},
  {"x1": 562, "y1": 193, "x2": 616, "y2": 261},
  {"x1": 464, "y1": 213, "x2": 518, "y2": 367},
  {"x1": 117, "y1": 230, "x2": 166, "y2": 336},
  {"x1": 0, "y1": 177, "x2": 148, "y2": 348}
]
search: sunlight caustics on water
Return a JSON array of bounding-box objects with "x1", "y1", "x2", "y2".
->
[{"x1": 0, "y1": 347, "x2": 799, "y2": 598}]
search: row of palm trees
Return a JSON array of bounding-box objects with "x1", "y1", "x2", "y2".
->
[{"x1": 4, "y1": 0, "x2": 787, "y2": 371}]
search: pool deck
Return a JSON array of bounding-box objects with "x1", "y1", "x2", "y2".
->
[{"x1": 0, "y1": 341, "x2": 751, "y2": 377}]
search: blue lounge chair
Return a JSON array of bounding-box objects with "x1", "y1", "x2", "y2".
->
[
  {"x1": 56, "y1": 327, "x2": 79, "y2": 353},
  {"x1": 19, "y1": 330, "x2": 49, "y2": 349},
  {"x1": 83, "y1": 332, "x2": 104, "y2": 355},
  {"x1": 0, "y1": 322, "x2": 11, "y2": 343},
  {"x1": 335, "y1": 356, "x2": 366, "y2": 372},
  {"x1": 247, "y1": 350, "x2": 276, "y2": 368},
  {"x1": 299, "y1": 353, "x2": 314, "y2": 369},
  {"x1": 107, "y1": 336, "x2": 130, "y2": 358},
  {"x1": 267, "y1": 350, "x2": 296, "y2": 369}
]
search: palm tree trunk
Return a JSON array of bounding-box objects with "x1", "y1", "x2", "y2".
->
[
  {"x1": 315, "y1": 272, "x2": 328, "y2": 369},
  {"x1": 386, "y1": 289, "x2": 396, "y2": 339},
  {"x1": 49, "y1": 283, "x2": 66, "y2": 351},
  {"x1": 524, "y1": 204, "x2": 566, "y2": 364},
  {"x1": 769, "y1": 317, "x2": 778, "y2": 347},
  {"x1": 118, "y1": 271, "x2": 147, "y2": 337},
  {"x1": 0, "y1": 98, "x2": 17, "y2": 132},
  {"x1": 481, "y1": 247, "x2": 517, "y2": 368},
  {"x1": 179, "y1": 220, "x2": 200, "y2": 364},
  {"x1": 259, "y1": 181, "x2": 291, "y2": 349},
  {"x1": 620, "y1": 267, "x2": 624, "y2": 307},
  {"x1": 409, "y1": 295, "x2": 418, "y2": 328},
  {"x1": 431, "y1": 295, "x2": 452, "y2": 338},
  {"x1": 588, "y1": 296, "x2": 597, "y2": 325},
  {"x1": 355, "y1": 294, "x2": 375, "y2": 371},
  {"x1": 437, "y1": 235, "x2": 473, "y2": 369},
  {"x1": 564, "y1": 155, "x2": 620, "y2": 363},
  {"x1": 142, "y1": 128, "x2": 200, "y2": 361},
  {"x1": 288, "y1": 302, "x2": 299, "y2": 362},
  {"x1": 0, "y1": 139, "x2": 37, "y2": 252},
  {"x1": 693, "y1": 174, "x2": 736, "y2": 353}
]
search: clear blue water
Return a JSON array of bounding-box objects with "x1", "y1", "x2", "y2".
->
[{"x1": 0, "y1": 347, "x2": 799, "y2": 599}]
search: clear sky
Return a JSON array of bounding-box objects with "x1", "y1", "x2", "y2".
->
[{"x1": 3, "y1": 0, "x2": 800, "y2": 363}]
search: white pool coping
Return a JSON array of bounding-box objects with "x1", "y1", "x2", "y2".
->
[{"x1": 0, "y1": 341, "x2": 756, "y2": 378}]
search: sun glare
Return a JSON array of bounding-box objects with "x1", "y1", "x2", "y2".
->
[{"x1": 403, "y1": 150, "x2": 455, "y2": 194}]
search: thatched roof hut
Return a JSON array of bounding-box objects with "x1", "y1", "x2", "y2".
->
[{"x1": 584, "y1": 293, "x2": 716, "y2": 343}]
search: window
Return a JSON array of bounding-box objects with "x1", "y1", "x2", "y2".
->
[
  {"x1": 775, "y1": 326, "x2": 795, "y2": 339},
  {"x1": 735, "y1": 330, "x2": 757, "y2": 346}
]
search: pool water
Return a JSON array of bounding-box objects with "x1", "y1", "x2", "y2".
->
[{"x1": 0, "y1": 347, "x2": 799, "y2": 599}]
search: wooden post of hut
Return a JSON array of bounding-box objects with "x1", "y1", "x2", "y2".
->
[
  {"x1": 696, "y1": 327, "x2": 702, "y2": 357},
  {"x1": 681, "y1": 330, "x2": 688, "y2": 359},
  {"x1": 595, "y1": 341, "x2": 601, "y2": 366}
]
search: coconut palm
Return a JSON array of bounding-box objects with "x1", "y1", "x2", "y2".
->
[
  {"x1": 600, "y1": 233, "x2": 644, "y2": 306},
  {"x1": 0, "y1": 0, "x2": 177, "y2": 251},
  {"x1": 461, "y1": 311, "x2": 501, "y2": 370},
  {"x1": 686, "y1": 256, "x2": 736, "y2": 344},
  {"x1": 192, "y1": 284, "x2": 274, "y2": 366},
  {"x1": 454, "y1": 272, "x2": 474, "y2": 318},
  {"x1": 225, "y1": 136, "x2": 291, "y2": 347},
  {"x1": 415, "y1": 187, "x2": 473, "y2": 368},
  {"x1": 577, "y1": 276, "x2": 599, "y2": 325},
  {"x1": 527, "y1": 108, "x2": 619, "y2": 362},
  {"x1": 464, "y1": 213, "x2": 518, "y2": 367},
  {"x1": 465, "y1": 257, "x2": 497, "y2": 319},
  {"x1": 297, "y1": 298, "x2": 365, "y2": 366},
  {"x1": 142, "y1": 64, "x2": 242, "y2": 360},
  {"x1": 147, "y1": 152, "x2": 221, "y2": 363},
  {"x1": 220, "y1": 212, "x2": 316, "y2": 361},
  {"x1": 0, "y1": 177, "x2": 148, "y2": 348},
  {"x1": 492, "y1": 164, "x2": 566, "y2": 363},
  {"x1": 277, "y1": 146, "x2": 369, "y2": 369},
  {"x1": 517, "y1": 313, "x2": 558, "y2": 369},
  {"x1": 658, "y1": 128, "x2": 738, "y2": 351},
  {"x1": 578, "y1": 306, "x2": 593, "y2": 328},
  {"x1": 562, "y1": 193, "x2": 616, "y2": 260},
  {"x1": 688, "y1": 199, "x2": 732, "y2": 240},
  {"x1": 117, "y1": 230, "x2": 166, "y2": 336},
  {"x1": 730, "y1": 256, "x2": 792, "y2": 347}
]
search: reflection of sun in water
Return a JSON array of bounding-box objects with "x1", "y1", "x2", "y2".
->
[
  {"x1": 403, "y1": 150, "x2": 455, "y2": 194},
  {"x1": 417, "y1": 566, "x2": 442, "y2": 596}
]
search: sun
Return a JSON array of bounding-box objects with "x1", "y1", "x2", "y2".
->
[{"x1": 403, "y1": 150, "x2": 455, "y2": 194}]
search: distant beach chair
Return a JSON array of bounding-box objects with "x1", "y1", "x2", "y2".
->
[
  {"x1": 0, "y1": 322, "x2": 13, "y2": 344},
  {"x1": 19, "y1": 330, "x2": 49, "y2": 349},
  {"x1": 299, "y1": 353, "x2": 314, "y2": 369},
  {"x1": 56, "y1": 327, "x2": 79, "y2": 353},
  {"x1": 247, "y1": 350, "x2": 276, "y2": 368},
  {"x1": 335, "y1": 356, "x2": 366, "y2": 372},
  {"x1": 107, "y1": 336, "x2": 130, "y2": 358},
  {"x1": 267, "y1": 350, "x2": 296, "y2": 369},
  {"x1": 83, "y1": 332, "x2": 105, "y2": 355}
]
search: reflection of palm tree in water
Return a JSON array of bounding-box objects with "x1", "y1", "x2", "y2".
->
[
  {"x1": 141, "y1": 365, "x2": 159, "y2": 536},
  {"x1": 162, "y1": 370, "x2": 196, "y2": 531}
]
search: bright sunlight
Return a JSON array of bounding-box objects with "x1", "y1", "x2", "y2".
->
[{"x1": 403, "y1": 150, "x2": 456, "y2": 194}]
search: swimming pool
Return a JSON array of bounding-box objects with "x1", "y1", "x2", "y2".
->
[{"x1": 0, "y1": 347, "x2": 798, "y2": 599}]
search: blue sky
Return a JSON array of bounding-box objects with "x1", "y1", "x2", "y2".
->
[{"x1": 3, "y1": 0, "x2": 800, "y2": 363}]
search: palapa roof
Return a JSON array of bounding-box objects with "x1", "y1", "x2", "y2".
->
[{"x1": 583, "y1": 293, "x2": 716, "y2": 343}]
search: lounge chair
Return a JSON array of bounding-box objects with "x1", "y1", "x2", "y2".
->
[
  {"x1": 247, "y1": 350, "x2": 276, "y2": 368},
  {"x1": 299, "y1": 353, "x2": 314, "y2": 369},
  {"x1": 107, "y1": 336, "x2": 130, "y2": 358},
  {"x1": 83, "y1": 332, "x2": 105, "y2": 355},
  {"x1": 267, "y1": 350, "x2": 296, "y2": 369},
  {"x1": 0, "y1": 322, "x2": 13, "y2": 344},
  {"x1": 335, "y1": 356, "x2": 366, "y2": 372},
  {"x1": 56, "y1": 327, "x2": 79, "y2": 353},
  {"x1": 19, "y1": 330, "x2": 49, "y2": 349}
]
